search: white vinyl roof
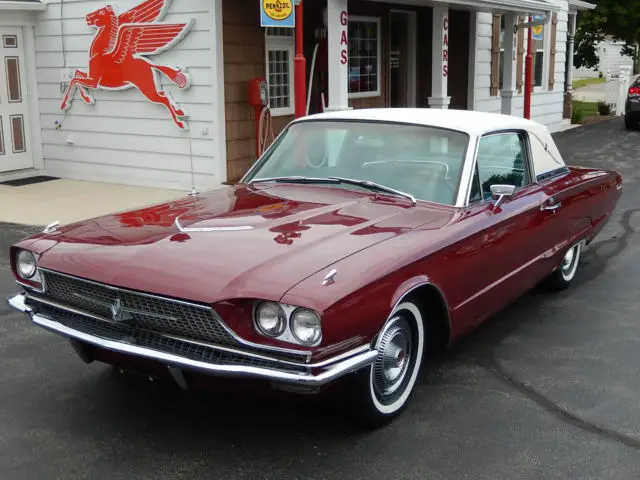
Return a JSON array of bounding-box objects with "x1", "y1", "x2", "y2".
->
[{"x1": 300, "y1": 108, "x2": 543, "y2": 138}]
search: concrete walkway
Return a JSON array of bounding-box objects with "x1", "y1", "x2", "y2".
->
[{"x1": 0, "y1": 179, "x2": 183, "y2": 226}]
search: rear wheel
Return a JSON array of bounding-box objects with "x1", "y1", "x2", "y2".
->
[
  {"x1": 544, "y1": 242, "x2": 582, "y2": 291},
  {"x1": 625, "y1": 114, "x2": 638, "y2": 130},
  {"x1": 345, "y1": 301, "x2": 425, "y2": 428}
]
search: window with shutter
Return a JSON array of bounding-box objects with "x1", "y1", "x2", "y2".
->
[
  {"x1": 490, "y1": 14, "x2": 501, "y2": 97},
  {"x1": 548, "y1": 13, "x2": 558, "y2": 90}
]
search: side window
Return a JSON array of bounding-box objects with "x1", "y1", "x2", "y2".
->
[{"x1": 469, "y1": 132, "x2": 530, "y2": 203}]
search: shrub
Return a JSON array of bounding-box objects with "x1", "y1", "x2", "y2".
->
[
  {"x1": 597, "y1": 101, "x2": 612, "y2": 116},
  {"x1": 572, "y1": 105, "x2": 584, "y2": 124}
]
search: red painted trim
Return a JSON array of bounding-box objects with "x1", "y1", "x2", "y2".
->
[{"x1": 294, "y1": 1, "x2": 307, "y2": 118}]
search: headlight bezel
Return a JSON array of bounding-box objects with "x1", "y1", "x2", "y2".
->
[
  {"x1": 290, "y1": 308, "x2": 322, "y2": 346},
  {"x1": 17, "y1": 250, "x2": 38, "y2": 279},
  {"x1": 254, "y1": 301, "x2": 287, "y2": 338},
  {"x1": 252, "y1": 301, "x2": 323, "y2": 347},
  {"x1": 12, "y1": 248, "x2": 43, "y2": 290}
]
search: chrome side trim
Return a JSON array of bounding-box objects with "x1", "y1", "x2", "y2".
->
[
  {"x1": 7, "y1": 294, "x2": 377, "y2": 387},
  {"x1": 37, "y1": 268, "x2": 312, "y2": 360}
]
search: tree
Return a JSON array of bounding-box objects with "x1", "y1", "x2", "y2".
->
[{"x1": 574, "y1": 0, "x2": 640, "y2": 73}]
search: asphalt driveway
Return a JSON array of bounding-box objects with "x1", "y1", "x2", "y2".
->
[{"x1": 1, "y1": 117, "x2": 640, "y2": 479}]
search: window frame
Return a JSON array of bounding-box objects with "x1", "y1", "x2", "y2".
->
[
  {"x1": 347, "y1": 15, "x2": 382, "y2": 100},
  {"x1": 465, "y1": 129, "x2": 536, "y2": 207},
  {"x1": 531, "y1": 17, "x2": 550, "y2": 90},
  {"x1": 264, "y1": 28, "x2": 295, "y2": 117}
]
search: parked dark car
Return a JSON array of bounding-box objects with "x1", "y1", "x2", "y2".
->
[{"x1": 625, "y1": 78, "x2": 640, "y2": 130}]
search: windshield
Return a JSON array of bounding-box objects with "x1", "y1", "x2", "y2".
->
[{"x1": 242, "y1": 120, "x2": 470, "y2": 206}]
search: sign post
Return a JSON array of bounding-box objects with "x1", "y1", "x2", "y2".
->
[{"x1": 519, "y1": 15, "x2": 545, "y2": 120}]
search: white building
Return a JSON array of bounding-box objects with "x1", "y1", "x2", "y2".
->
[
  {"x1": 573, "y1": 36, "x2": 635, "y2": 79},
  {"x1": 0, "y1": 0, "x2": 593, "y2": 190}
]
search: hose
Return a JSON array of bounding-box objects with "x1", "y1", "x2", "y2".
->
[{"x1": 257, "y1": 105, "x2": 275, "y2": 157}]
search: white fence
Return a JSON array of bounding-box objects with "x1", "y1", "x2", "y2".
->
[{"x1": 603, "y1": 66, "x2": 633, "y2": 115}]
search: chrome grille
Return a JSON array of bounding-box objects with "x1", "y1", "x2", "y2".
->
[
  {"x1": 41, "y1": 269, "x2": 237, "y2": 346},
  {"x1": 30, "y1": 302, "x2": 307, "y2": 374}
]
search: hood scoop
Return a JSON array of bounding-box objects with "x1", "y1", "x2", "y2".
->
[{"x1": 174, "y1": 217, "x2": 254, "y2": 233}]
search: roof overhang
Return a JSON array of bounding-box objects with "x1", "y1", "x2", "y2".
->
[
  {"x1": 568, "y1": 0, "x2": 596, "y2": 11},
  {"x1": 0, "y1": 1, "x2": 46, "y2": 11},
  {"x1": 369, "y1": 0, "x2": 560, "y2": 14}
]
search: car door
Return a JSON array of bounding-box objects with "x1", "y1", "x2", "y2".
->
[{"x1": 450, "y1": 130, "x2": 554, "y2": 332}]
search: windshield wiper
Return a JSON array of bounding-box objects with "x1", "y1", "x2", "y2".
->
[
  {"x1": 328, "y1": 177, "x2": 417, "y2": 205},
  {"x1": 249, "y1": 175, "x2": 417, "y2": 205},
  {"x1": 249, "y1": 176, "x2": 340, "y2": 185}
]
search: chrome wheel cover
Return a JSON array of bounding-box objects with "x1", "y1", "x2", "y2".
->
[
  {"x1": 561, "y1": 243, "x2": 580, "y2": 280},
  {"x1": 373, "y1": 316, "x2": 413, "y2": 400}
]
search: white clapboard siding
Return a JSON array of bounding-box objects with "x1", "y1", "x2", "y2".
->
[
  {"x1": 35, "y1": 0, "x2": 222, "y2": 190},
  {"x1": 472, "y1": 3, "x2": 569, "y2": 131}
]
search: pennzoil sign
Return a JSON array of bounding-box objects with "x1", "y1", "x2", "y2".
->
[{"x1": 260, "y1": 0, "x2": 295, "y2": 28}]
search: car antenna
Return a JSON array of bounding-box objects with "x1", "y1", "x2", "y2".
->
[{"x1": 181, "y1": 118, "x2": 198, "y2": 197}]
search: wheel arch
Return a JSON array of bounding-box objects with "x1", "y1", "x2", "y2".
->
[{"x1": 388, "y1": 277, "x2": 452, "y2": 352}]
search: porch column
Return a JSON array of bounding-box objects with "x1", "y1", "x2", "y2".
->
[
  {"x1": 326, "y1": 0, "x2": 350, "y2": 111},
  {"x1": 500, "y1": 13, "x2": 518, "y2": 115},
  {"x1": 563, "y1": 12, "x2": 577, "y2": 119},
  {"x1": 428, "y1": 6, "x2": 451, "y2": 109}
]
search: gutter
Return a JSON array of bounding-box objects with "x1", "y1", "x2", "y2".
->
[{"x1": 0, "y1": 1, "x2": 47, "y2": 11}]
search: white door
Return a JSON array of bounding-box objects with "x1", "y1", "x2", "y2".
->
[{"x1": 0, "y1": 27, "x2": 33, "y2": 172}]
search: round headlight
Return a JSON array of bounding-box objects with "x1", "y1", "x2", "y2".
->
[
  {"x1": 290, "y1": 308, "x2": 322, "y2": 346},
  {"x1": 255, "y1": 301, "x2": 286, "y2": 337},
  {"x1": 17, "y1": 250, "x2": 37, "y2": 279}
]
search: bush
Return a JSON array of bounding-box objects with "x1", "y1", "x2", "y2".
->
[
  {"x1": 572, "y1": 106, "x2": 585, "y2": 124},
  {"x1": 597, "y1": 101, "x2": 612, "y2": 115}
]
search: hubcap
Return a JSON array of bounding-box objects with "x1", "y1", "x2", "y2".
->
[
  {"x1": 562, "y1": 245, "x2": 578, "y2": 274},
  {"x1": 373, "y1": 317, "x2": 413, "y2": 397}
]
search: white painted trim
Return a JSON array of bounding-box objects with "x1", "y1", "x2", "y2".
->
[
  {"x1": 388, "y1": 9, "x2": 417, "y2": 108},
  {"x1": 568, "y1": 0, "x2": 596, "y2": 10},
  {"x1": 265, "y1": 43, "x2": 296, "y2": 116},
  {"x1": 467, "y1": 11, "x2": 477, "y2": 110},
  {"x1": 0, "y1": 1, "x2": 46, "y2": 11},
  {"x1": 368, "y1": 0, "x2": 560, "y2": 14},
  {"x1": 22, "y1": 23, "x2": 44, "y2": 172},
  {"x1": 212, "y1": 0, "x2": 227, "y2": 184},
  {"x1": 348, "y1": 15, "x2": 382, "y2": 100}
]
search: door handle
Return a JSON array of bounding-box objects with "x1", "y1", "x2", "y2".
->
[{"x1": 541, "y1": 199, "x2": 562, "y2": 211}]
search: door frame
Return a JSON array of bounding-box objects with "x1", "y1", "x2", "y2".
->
[
  {"x1": 388, "y1": 9, "x2": 417, "y2": 108},
  {"x1": 0, "y1": 12, "x2": 44, "y2": 179}
]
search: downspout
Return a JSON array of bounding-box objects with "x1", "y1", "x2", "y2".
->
[{"x1": 523, "y1": 16, "x2": 533, "y2": 119}]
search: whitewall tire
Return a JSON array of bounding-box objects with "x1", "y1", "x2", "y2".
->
[
  {"x1": 345, "y1": 300, "x2": 425, "y2": 428},
  {"x1": 545, "y1": 242, "x2": 582, "y2": 291}
]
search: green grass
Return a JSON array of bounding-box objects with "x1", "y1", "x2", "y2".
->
[
  {"x1": 572, "y1": 77, "x2": 606, "y2": 89},
  {"x1": 573, "y1": 100, "x2": 598, "y2": 116}
]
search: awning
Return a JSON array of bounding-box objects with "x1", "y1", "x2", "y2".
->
[
  {"x1": 0, "y1": 0, "x2": 46, "y2": 11},
  {"x1": 370, "y1": 0, "x2": 560, "y2": 14}
]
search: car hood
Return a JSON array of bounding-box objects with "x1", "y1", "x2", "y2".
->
[{"x1": 26, "y1": 184, "x2": 454, "y2": 304}]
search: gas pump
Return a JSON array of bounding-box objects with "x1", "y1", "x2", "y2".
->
[{"x1": 248, "y1": 78, "x2": 275, "y2": 157}]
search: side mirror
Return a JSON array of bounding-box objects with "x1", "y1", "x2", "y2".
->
[{"x1": 490, "y1": 184, "x2": 516, "y2": 208}]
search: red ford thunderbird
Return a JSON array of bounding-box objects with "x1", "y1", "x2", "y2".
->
[{"x1": 7, "y1": 109, "x2": 622, "y2": 427}]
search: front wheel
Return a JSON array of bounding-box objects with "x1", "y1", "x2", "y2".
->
[
  {"x1": 544, "y1": 242, "x2": 582, "y2": 291},
  {"x1": 345, "y1": 301, "x2": 425, "y2": 428}
]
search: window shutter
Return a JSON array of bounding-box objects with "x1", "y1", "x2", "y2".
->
[
  {"x1": 516, "y1": 16, "x2": 525, "y2": 93},
  {"x1": 490, "y1": 14, "x2": 501, "y2": 97},
  {"x1": 548, "y1": 13, "x2": 558, "y2": 90}
]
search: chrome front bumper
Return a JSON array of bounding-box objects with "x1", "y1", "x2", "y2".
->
[{"x1": 7, "y1": 293, "x2": 377, "y2": 388}]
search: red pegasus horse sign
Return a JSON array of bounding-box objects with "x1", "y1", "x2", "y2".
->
[{"x1": 61, "y1": 0, "x2": 194, "y2": 129}]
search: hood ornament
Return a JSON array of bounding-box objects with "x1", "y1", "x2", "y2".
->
[
  {"x1": 43, "y1": 221, "x2": 60, "y2": 234},
  {"x1": 322, "y1": 268, "x2": 337, "y2": 286}
]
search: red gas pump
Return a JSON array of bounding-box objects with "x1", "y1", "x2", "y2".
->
[{"x1": 248, "y1": 78, "x2": 274, "y2": 157}]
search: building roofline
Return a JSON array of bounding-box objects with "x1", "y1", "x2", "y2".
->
[
  {"x1": 568, "y1": 0, "x2": 596, "y2": 11},
  {"x1": 0, "y1": 1, "x2": 46, "y2": 11}
]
